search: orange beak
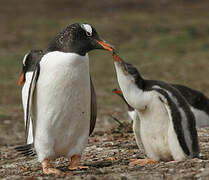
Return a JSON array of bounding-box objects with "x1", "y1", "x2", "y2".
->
[
  {"x1": 96, "y1": 40, "x2": 113, "y2": 52},
  {"x1": 113, "y1": 89, "x2": 122, "y2": 95},
  {"x1": 112, "y1": 52, "x2": 121, "y2": 63},
  {"x1": 18, "y1": 73, "x2": 25, "y2": 86}
]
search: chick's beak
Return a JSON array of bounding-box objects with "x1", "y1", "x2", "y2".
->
[
  {"x1": 112, "y1": 52, "x2": 128, "y2": 72},
  {"x1": 113, "y1": 52, "x2": 122, "y2": 63}
]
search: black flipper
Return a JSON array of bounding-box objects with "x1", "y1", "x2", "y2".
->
[
  {"x1": 153, "y1": 86, "x2": 199, "y2": 158},
  {"x1": 89, "y1": 77, "x2": 97, "y2": 135}
]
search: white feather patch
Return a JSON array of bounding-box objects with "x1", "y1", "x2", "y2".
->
[
  {"x1": 128, "y1": 110, "x2": 136, "y2": 121},
  {"x1": 23, "y1": 53, "x2": 29, "y2": 66},
  {"x1": 81, "y1": 24, "x2": 92, "y2": 36}
]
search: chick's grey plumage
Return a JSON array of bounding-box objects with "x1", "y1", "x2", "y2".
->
[
  {"x1": 113, "y1": 84, "x2": 209, "y2": 128},
  {"x1": 113, "y1": 53, "x2": 199, "y2": 161}
]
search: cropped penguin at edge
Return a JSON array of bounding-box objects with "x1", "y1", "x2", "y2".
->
[
  {"x1": 113, "y1": 84, "x2": 209, "y2": 128},
  {"x1": 16, "y1": 23, "x2": 114, "y2": 175},
  {"x1": 112, "y1": 52, "x2": 199, "y2": 165},
  {"x1": 18, "y1": 50, "x2": 44, "y2": 145}
]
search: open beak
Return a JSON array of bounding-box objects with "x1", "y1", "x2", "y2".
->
[
  {"x1": 113, "y1": 52, "x2": 122, "y2": 63},
  {"x1": 112, "y1": 52, "x2": 128, "y2": 73},
  {"x1": 18, "y1": 72, "x2": 25, "y2": 86},
  {"x1": 96, "y1": 40, "x2": 114, "y2": 52}
]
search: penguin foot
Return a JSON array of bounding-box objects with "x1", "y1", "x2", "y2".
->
[
  {"x1": 69, "y1": 155, "x2": 88, "y2": 170},
  {"x1": 42, "y1": 159, "x2": 62, "y2": 175},
  {"x1": 129, "y1": 159, "x2": 158, "y2": 166}
]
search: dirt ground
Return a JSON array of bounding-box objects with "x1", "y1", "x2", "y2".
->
[
  {"x1": 1, "y1": 0, "x2": 209, "y2": 179},
  {"x1": 1, "y1": 120, "x2": 209, "y2": 180}
]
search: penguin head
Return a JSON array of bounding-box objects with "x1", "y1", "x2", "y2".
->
[
  {"x1": 18, "y1": 50, "x2": 43, "y2": 86},
  {"x1": 22, "y1": 50, "x2": 43, "y2": 68},
  {"x1": 113, "y1": 52, "x2": 142, "y2": 85},
  {"x1": 47, "y1": 23, "x2": 114, "y2": 56}
]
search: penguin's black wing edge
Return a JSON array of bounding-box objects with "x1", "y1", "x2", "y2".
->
[
  {"x1": 25, "y1": 64, "x2": 40, "y2": 142},
  {"x1": 89, "y1": 77, "x2": 97, "y2": 135}
]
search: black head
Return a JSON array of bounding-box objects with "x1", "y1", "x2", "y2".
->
[
  {"x1": 19, "y1": 49, "x2": 44, "y2": 86},
  {"x1": 123, "y1": 62, "x2": 141, "y2": 82},
  {"x1": 23, "y1": 50, "x2": 44, "y2": 70},
  {"x1": 47, "y1": 23, "x2": 113, "y2": 56}
]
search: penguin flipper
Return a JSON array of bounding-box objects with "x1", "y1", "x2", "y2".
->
[
  {"x1": 25, "y1": 64, "x2": 40, "y2": 142},
  {"x1": 89, "y1": 77, "x2": 97, "y2": 135}
]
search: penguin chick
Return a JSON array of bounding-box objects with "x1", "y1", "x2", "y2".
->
[
  {"x1": 112, "y1": 52, "x2": 199, "y2": 165},
  {"x1": 112, "y1": 86, "x2": 209, "y2": 128}
]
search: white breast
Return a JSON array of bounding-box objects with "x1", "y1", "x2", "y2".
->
[
  {"x1": 128, "y1": 110, "x2": 136, "y2": 121},
  {"x1": 132, "y1": 110, "x2": 142, "y2": 149},
  {"x1": 33, "y1": 51, "x2": 91, "y2": 162},
  {"x1": 138, "y1": 92, "x2": 186, "y2": 161},
  {"x1": 138, "y1": 93, "x2": 171, "y2": 161}
]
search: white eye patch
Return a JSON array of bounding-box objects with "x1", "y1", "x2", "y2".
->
[
  {"x1": 23, "y1": 52, "x2": 29, "y2": 66},
  {"x1": 81, "y1": 24, "x2": 93, "y2": 36}
]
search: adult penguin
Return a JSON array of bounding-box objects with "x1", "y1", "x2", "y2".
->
[{"x1": 16, "y1": 23, "x2": 113, "y2": 175}]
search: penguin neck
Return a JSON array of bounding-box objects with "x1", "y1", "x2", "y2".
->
[
  {"x1": 114, "y1": 62, "x2": 145, "y2": 108},
  {"x1": 47, "y1": 40, "x2": 87, "y2": 56},
  {"x1": 117, "y1": 93, "x2": 135, "y2": 111}
]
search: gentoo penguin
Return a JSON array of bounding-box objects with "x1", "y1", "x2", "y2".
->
[
  {"x1": 18, "y1": 50, "x2": 44, "y2": 144},
  {"x1": 16, "y1": 23, "x2": 113, "y2": 175},
  {"x1": 113, "y1": 86, "x2": 209, "y2": 128},
  {"x1": 112, "y1": 52, "x2": 199, "y2": 164}
]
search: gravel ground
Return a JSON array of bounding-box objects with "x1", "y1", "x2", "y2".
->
[
  {"x1": 1, "y1": 1, "x2": 209, "y2": 179},
  {"x1": 1, "y1": 120, "x2": 209, "y2": 180}
]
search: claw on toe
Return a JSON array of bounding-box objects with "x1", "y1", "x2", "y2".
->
[
  {"x1": 69, "y1": 154, "x2": 88, "y2": 171},
  {"x1": 129, "y1": 159, "x2": 158, "y2": 166},
  {"x1": 43, "y1": 167, "x2": 62, "y2": 175},
  {"x1": 42, "y1": 159, "x2": 62, "y2": 175}
]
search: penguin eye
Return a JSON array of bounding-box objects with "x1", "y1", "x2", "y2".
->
[{"x1": 86, "y1": 31, "x2": 92, "y2": 37}]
